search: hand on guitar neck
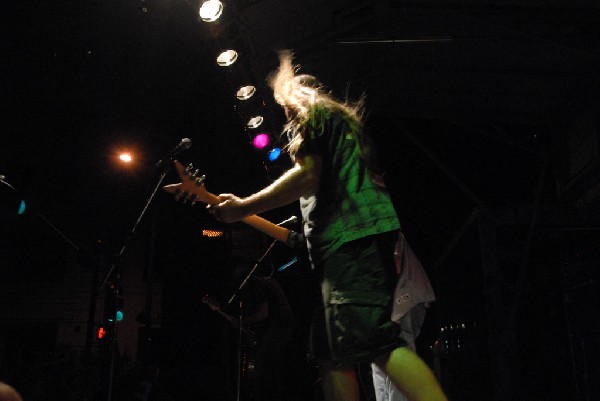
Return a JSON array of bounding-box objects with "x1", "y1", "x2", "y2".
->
[
  {"x1": 162, "y1": 160, "x2": 290, "y2": 243},
  {"x1": 202, "y1": 294, "x2": 256, "y2": 340}
]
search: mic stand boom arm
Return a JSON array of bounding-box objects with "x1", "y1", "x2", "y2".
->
[{"x1": 228, "y1": 239, "x2": 277, "y2": 305}]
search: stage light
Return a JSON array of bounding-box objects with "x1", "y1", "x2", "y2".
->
[
  {"x1": 217, "y1": 49, "x2": 238, "y2": 66},
  {"x1": 202, "y1": 229, "x2": 224, "y2": 237},
  {"x1": 253, "y1": 133, "x2": 270, "y2": 149},
  {"x1": 107, "y1": 310, "x2": 123, "y2": 323},
  {"x1": 18, "y1": 200, "x2": 26, "y2": 215},
  {"x1": 247, "y1": 116, "x2": 263, "y2": 129},
  {"x1": 236, "y1": 85, "x2": 256, "y2": 100},
  {"x1": 97, "y1": 326, "x2": 107, "y2": 339},
  {"x1": 119, "y1": 153, "x2": 132, "y2": 163},
  {"x1": 199, "y1": 0, "x2": 223, "y2": 22},
  {"x1": 0, "y1": 178, "x2": 27, "y2": 218},
  {"x1": 268, "y1": 147, "x2": 281, "y2": 161}
]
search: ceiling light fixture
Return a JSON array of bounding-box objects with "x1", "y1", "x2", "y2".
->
[
  {"x1": 199, "y1": 0, "x2": 223, "y2": 22},
  {"x1": 216, "y1": 49, "x2": 238, "y2": 66},
  {"x1": 247, "y1": 116, "x2": 263, "y2": 129},
  {"x1": 236, "y1": 85, "x2": 256, "y2": 100}
]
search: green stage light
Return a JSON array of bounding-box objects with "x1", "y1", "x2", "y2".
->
[{"x1": 18, "y1": 200, "x2": 26, "y2": 215}]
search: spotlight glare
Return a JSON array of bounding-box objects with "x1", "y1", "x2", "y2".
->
[
  {"x1": 199, "y1": 0, "x2": 223, "y2": 22},
  {"x1": 253, "y1": 133, "x2": 270, "y2": 149},
  {"x1": 217, "y1": 49, "x2": 238, "y2": 66},
  {"x1": 236, "y1": 85, "x2": 256, "y2": 100},
  {"x1": 247, "y1": 116, "x2": 263, "y2": 129}
]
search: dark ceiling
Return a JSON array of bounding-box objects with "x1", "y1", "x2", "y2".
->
[
  {"x1": 2, "y1": 3, "x2": 600, "y2": 399},
  {"x1": 2, "y1": 0, "x2": 600, "y2": 258}
]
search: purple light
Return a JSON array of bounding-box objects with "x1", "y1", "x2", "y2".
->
[{"x1": 253, "y1": 133, "x2": 270, "y2": 149}]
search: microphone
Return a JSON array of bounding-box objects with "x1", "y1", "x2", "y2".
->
[
  {"x1": 155, "y1": 138, "x2": 192, "y2": 168},
  {"x1": 0, "y1": 174, "x2": 5, "y2": 181},
  {"x1": 277, "y1": 215, "x2": 298, "y2": 226}
]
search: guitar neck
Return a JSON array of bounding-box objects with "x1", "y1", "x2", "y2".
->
[
  {"x1": 241, "y1": 215, "x2": 289, "y2": 243},
  {"x1": 203, "y1": 190, "x2": 290, "y2": 244}
]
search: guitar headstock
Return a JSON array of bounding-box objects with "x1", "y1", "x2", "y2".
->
[
  {"x1": 162, "y1": 160, "x2": 220, "y2": 205},
  {"x1": 202, "y1": 294, "x2": 221, "y2": 312}
]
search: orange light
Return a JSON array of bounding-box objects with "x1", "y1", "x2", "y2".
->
[
  {"x1": 202, "y1": 229, "x2": 224, "y2": 238},
  {"x1": 119, "y1": 153, "x2": 132, "y2": 163}
]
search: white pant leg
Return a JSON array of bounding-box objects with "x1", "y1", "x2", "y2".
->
[{"x1": 371, "y1": 306, "x2": 425, "y2": 401}]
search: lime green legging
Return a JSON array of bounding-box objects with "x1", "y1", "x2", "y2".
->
[{"x1": 320, "y1": 347, "x2": 448, "y2": 401}]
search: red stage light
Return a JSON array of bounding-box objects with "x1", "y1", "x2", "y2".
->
[{"x1": 97, "y1": 326, "x2": 107, "y2": 339}]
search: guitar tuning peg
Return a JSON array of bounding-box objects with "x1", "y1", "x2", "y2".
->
[
  {"x1": 184, "y1": 163, "x2": 194, "y2": 175},
  {"x1": 195, "y1": 175, "x2": 206, "y2": 186},
  {"x1": 190, "y1": 194, "x2": 199, "y2": 206},
  {"x1": 192, "y1": 169, "x2": 200, "y2": 177}
]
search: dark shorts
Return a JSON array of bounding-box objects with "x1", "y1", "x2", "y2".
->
[{"x1": 310, "y1": 231, "x2": 406, "y2": 366}]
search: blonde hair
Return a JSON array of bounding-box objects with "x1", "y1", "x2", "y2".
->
[{"x1": 268, "y1": 51, "x2": 365, "y2": 156}]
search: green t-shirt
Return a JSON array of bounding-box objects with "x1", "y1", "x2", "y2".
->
[{"x1": 297, "y1": 105, "x2": 400, "y2": 265}]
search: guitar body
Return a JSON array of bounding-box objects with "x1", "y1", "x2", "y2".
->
[
  {"x1": 240, "y1": 329, "x2": 258, "y2": 387},
  {"x1": 203, "y1": 294, "x2": 260, "y2": 390}
]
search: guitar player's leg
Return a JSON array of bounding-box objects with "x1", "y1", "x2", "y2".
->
[{"x1": 372, "y1": 347, "x2": 448, "y2": 401}]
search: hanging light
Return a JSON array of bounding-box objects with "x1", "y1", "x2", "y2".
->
[
  {"x1": 268, "y1": 147, "x2": 282, "y2": 162},
  {"x1": 199, "y1": 0, "x2": 223, "y2": 22},
  {"x1": 216, "y1": 49, "x2": 238, "y2": 66},
  {"x1": 236, "y1": 85, "x2": 256, "y2": 100},
  {"x1": 253, "y1": 133, "x2": 270, "y2": 149},
  {"x1": 247, "y1": 116, "x2": 263, "y2": 129}
]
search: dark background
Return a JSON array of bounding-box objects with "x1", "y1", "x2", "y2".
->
[{"x1": 2, "y1": 0, "x2": 600, "y2": 400}]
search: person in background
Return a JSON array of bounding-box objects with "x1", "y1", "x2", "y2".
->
[{"x1": 205, "y1": 267, "x2": 295, "y2": 401}]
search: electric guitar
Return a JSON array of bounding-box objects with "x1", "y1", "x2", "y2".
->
[
  {"x1": 162, "y1": 160, "x2": 290, "y2": 243},
  {"x1": 203, "y1": 294, "x2": 258, "y2": 381}
]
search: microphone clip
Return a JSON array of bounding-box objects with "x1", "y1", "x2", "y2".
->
[{"x1": 155, "y1": 138, "x2": 192, "y2": 169}]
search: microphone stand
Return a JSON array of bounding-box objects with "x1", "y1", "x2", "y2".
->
[
  {"x1": 97, "y1": 164, "x2": 171, "y2": 401},
  {"x1": 0, "y1": 178, "x2": 100, "y2": 361},
  {"x1": 0, "y1": 179, "x2": 80, "y2": 251},
  {"x1": 227, "y1": 237, "x2": 278, "y2": 401}
]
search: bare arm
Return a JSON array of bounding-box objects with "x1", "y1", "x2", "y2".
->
[
  {"x1": 207, "y1": 300, "x2": 267, "y2": 333},
  {"x1": 208, "y1": 154, "x2": 321, "y2": 223}
]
